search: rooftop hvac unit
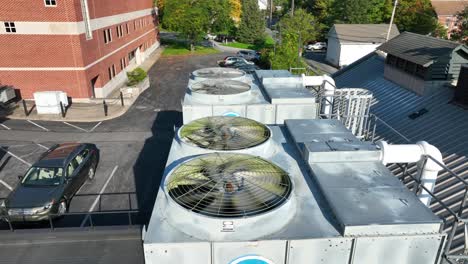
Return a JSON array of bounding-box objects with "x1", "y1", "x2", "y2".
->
[
  {"x1": 163, "y1": 152, "x2": 295, "y2": 241},
  {"x1": 189, "y1": 80, "x2": 252, "y2": 104},
  {"x1": 33, "y1": 91, "x2": 68, "y2": 114},
  {"x1": 183, "y1": 70, "x2": 321, "y2": 125},
  {"x1": 143, "y1": 118, "x2": 445, "y2": 264},
  {"x1": 191, "y1": 67, "x2": 247, "y2": 82}
]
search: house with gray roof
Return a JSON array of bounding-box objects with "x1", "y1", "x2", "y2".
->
[
  {"x1": 377, "y1": 32, "x2": 468, "y2": 96},
  {"x1": 325, "y1": 24, "x2": 399, "y2": 68},
  {"x1": 332, "y1": 46, "x2": 468, "y2": 255}
]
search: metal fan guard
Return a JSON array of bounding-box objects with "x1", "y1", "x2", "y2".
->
[
  {"x1": 166, "y1": 153, "x2": 292, "y2": 218},
  {"x1": 190, "y1": 80, "x2": 251, "y2": 95},
  {"x1": 179, "y1": 116, "x2": 272, "y2": 151}
]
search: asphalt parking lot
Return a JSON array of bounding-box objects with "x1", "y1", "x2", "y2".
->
[{"x1": 0, "y1": 51, "x2": 231, "y2": 263}]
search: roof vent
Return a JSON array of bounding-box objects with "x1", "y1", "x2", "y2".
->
[{"x1": 454, "y1": 64, "x2": 468, "y2": 106}]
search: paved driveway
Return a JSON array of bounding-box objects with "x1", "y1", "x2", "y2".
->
[{"x1": 0, "y1": 51, "x2": 232, "y2": 264}]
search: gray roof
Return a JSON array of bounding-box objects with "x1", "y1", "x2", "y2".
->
[
  {"x1": 328, "y1": 24, "x2": 399, "y2": 44},
  {"x1": 333, "y1": 53, "x2": 468, "y2": 253},
  {"x1": 377, "y1": 32, "x2": 461, "y2": 66}
]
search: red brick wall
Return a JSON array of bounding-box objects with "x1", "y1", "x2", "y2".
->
[
  {"x1": 0, "y1": 28, "x2": 158, "y2": 99},
  {"x1": 0, "y1": 0, "x2": 82, "y2": 22},
  {"x1": 437, "y1": 15, "x2": 457, "y2": 38},
  {"x1": 0, "y1": 70, "x2": 89, "y2": 99},
  {"x1": 87, "y1": 0, "x2": 154, "y2": 19},
  {"x1": 0, "y1": 35, "x2": 84, "y2": 67},
  {"x1": 79, "y1": 15, "x2": 157, "y2": 66}
]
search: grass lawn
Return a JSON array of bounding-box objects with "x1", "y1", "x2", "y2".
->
[
  {"x1": 162, "y1": 43, "x2": 219, "y2": 56},
  {"x1": 221, "y1": 36, "x2": 275, "y2": 51}
]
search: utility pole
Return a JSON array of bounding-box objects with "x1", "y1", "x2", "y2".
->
[
  {"x1": 269, "y1": 0, "x2": 273, "y2": 28},
  {"x1": 291, "y1": 0, "x2": 294, "y2": 16},
  {"x1": 386, "y1": 0, "x2": 398, "y2": 41}
]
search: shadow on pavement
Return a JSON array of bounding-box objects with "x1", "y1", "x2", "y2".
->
[{"x1": 133, "y1": 110, "x2": 182, "y2": 225}]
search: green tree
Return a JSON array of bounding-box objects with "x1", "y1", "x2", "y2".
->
[
  {"x1": 237, "y1": 0, "x2": 265, "y2": 43},
  {"x1": 394, "y1": 0, "x2": 438, "y2": 35},
  {"x1": 268, "y1": 9, "x2": 318, "y2": 70},
  {"x1": 332, "y1": 0, "x2": 392, "y2": 24},
  {"x1": 163, "y1": 0, "x2": 234, "y2": 49},
  {"x1": 451, "y1": 6, "x2": 468, "y2": 44},
  {"x1": 279, "y1": 8, "x2": 319, "y2": 44}
]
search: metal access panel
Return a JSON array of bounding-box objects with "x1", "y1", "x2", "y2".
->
[
  {"x1": 288, "y1": 238, "x2": 352, "y2": 263},
  {"x1": 304, "y1": 141, "x2": 381, "y2": 163},
  {"x1": 275, "y1": 104, "x2": 317, "y2": 124},
  {"x1": 213, "y1": 240, "x2": 286, "y2": 264},
  {"x1": 212, "y1": 105, "x2": 246, "y2": 118},
  {"x1": 246, "y1": 104, "x2": 276, "y2": 124},
  {"x1": 352, "y1": 235, "x2": 444, "y2": 264},
  {"x1": 143, "y1": 242, "x2": 211, "y2": 264},
  {"x1": 183, "y1": 105, "x2": 213, "y2": 124}
]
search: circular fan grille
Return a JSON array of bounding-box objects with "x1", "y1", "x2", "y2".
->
[
  {"x1": 166, "y1": 153, "x2": 292, "y2": 218},
  {"x1": 179, "y1": 116, "x2": 271, "y2": 150},
  {"x1": 193, "y1": 68, "x2": 245, "y2": 79},
  {"x1": 191, "y1": 80, "x2": 251, "y2": 95}
]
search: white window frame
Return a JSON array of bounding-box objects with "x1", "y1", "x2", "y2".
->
[
  {"x1": 116, "y1": 25, "x2": 123, "y2": 38},
  {"x1": 4, "y1": 22, "x2": 16, "y2": 33},
  {"x1": 120, "y1": 57, "x2": 126, "y2": 70},
  {"x1": 44, "y1": 0, "x2": 57, "y2": 7},
  {"x1": 104, "y1": 28, "x2": 112, "y2": 44},
  {"x1": 108, "y1": 65, "x2": 116, "y2": 80}
]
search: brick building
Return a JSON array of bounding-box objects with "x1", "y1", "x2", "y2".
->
[
  {"x1": 431, "y1": 0, "x2": 468, "y2": 39},
  {"x1": 0, "y1": 0, "x2": 160, "y2": 99}
]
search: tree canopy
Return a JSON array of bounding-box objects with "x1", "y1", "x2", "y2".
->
[
  {"x1": 162, "y1": 0, "x2": 234, "y2": 47},
  {"x1": 237, "y1": 0, "x2": 265, "y2": 43},
  {"x1": 451, "y1": 6, "x2": 468, "y2": 44},
  {"x1": 394, "y1": 0, "x2": 439, "y2": 35}
]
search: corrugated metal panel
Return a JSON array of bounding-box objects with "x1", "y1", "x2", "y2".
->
[{"x1": 335, "y1": 53, "x2": 468, "y2": 253}]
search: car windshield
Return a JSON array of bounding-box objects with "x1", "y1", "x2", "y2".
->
[{"x1": 21, "y1": 166, "x2": 64, "y2": 186}]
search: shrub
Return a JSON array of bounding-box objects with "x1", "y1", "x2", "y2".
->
[{"x1": 127, "y1": 67, "x2": 147, "y2": 86}]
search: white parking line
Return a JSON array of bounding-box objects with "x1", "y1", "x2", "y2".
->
[
  {"x1": 36, "y1": 143, "x2": 49, "y2": 150},
  {"x1": 0, "y1": 124, "x2": 11, "y2": 130},
  {"x1": 89, "y1": 122, "x2": 102, "y2": 132},
  {"x1": 0, "y1": 180, "x2": 13, "y2": 191},
  {"x1": 80, "y1": 165, "x2": 119, "y2": 227},
  {"x1": 27, "y1": 120, "x2": 49, "y2": 131},
  {"x1": 63, "y1": 122, "x2": 89, "y2": 132},
  {"x1": 0, "y1": 146, "x2": 32, "y2": 166}
]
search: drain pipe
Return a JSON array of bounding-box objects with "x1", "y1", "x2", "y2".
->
[
  {"x1": 301, "y1": 74, "x2": 336, "y2": 117},
  {"x1": 377, "y1": 141, "x2": 444, "y2": 206}
]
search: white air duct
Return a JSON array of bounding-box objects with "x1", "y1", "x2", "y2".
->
[
  {"x1": 377, "y1": 141, "x2": 444, "y2": 206},
  {"x1": 301, "y1": 74, "x2": 336, "y2": 117}
]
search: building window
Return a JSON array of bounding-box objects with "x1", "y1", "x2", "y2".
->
[
  {"x1": 126, "y1": 23, "x2": 129, "y2": 34},
  {"x1": 128, "y1": 50, "x2": 136, "y2": 61},
  {"x1": 4, "y1": 22, "x2": 16, "y2": 33},
  {"x1": 103, "y1": 28, "x2": 112, "y2": 43},
  {"x1": 120, "y1": 58, "x2": 126, "y2": 70},
  {"x1": 139, "y1": 19, "x2": 142, "y2": 28},
  {"x1": 116, "y1": 25, "x2": 123, "y2": 38},
  {"x1": 108, "y1": 65, "x2": 116, "y2": 80},
  {"x1": 134, "y1": 21, "x2": 137, "y2": 30},
  {"x1": 44, "y1": 0, "x2": 57, "y2": 6}
]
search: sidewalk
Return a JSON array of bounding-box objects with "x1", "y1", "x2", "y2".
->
[{"x1": 0, "y1": 47, "x2": 164, "y2": 122}]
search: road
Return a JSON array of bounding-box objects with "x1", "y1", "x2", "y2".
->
[{"x1": 0, "y1": 51, "x2": 231, "y2": 264}]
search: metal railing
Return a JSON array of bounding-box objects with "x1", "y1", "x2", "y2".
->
[
  {"x1": 360, "y1": 113, "x2": 468, "y2": 262},
  {"x1": 0, "y1": 192, "x2": 141, "y2": 231}
]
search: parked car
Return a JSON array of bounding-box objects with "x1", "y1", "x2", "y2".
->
[
  {"x1": 204, "y1": 33, "x2": 217, "y2": 40},
  {"x1": 306, "y1": 42, "x2": 327, "y2": 51},
  {"x1": 227, "y1": 61, "x2": 260, "y2": 73},
  {"x1": 219, "y1": 56, "x2": 254, "y2": 67},
  {"x1": 236, "y1": 50, "x2": 260, "y2": 61},
  {"x1": 0, "y1": 143, "x2": 99, "y2": 222},
  {"x1": 215, "y1": 34, "x2": 235, "y2": 43}
]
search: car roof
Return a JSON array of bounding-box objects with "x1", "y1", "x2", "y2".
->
[{"x1": 34, "y1": 143, "x2": 85, "y2": 168}]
